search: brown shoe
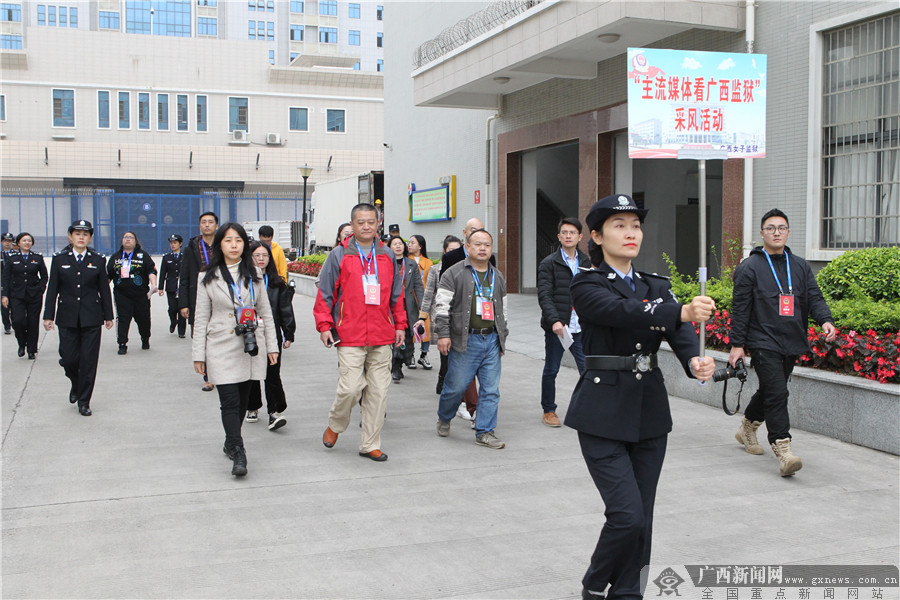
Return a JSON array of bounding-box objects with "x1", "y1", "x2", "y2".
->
[
  {"x1": 542, "y1": 412, "x2": 562, "y2": 427},
  {"x1": 322, "y1": 426, "x2": 338, "y2": 448},
  {"x1": 359, "y1": 449, "x2": 388, "y2": 462}
]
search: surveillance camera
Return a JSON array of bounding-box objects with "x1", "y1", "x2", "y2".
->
[{"x1": 383, "y1": 143, "x2": 392, "y2": 149}]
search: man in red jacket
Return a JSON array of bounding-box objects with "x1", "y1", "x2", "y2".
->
[{"x1": 314, "y1": 203, "x2": 407, "y2": 462}]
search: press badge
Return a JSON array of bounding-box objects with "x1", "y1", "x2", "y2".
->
[
  {"x1": 480, "y1": 299, "x2": 494, "y2": 321},
  {"x1": 120, "y1": 262, "x2": 131, "y2": 278},
  {"x1": 779, "y1": 294, "x2": 794, "y2": 317},
  {"x1": 238, "y1": 307, "x2": 257, "y2": 324},
  {"x1": 362, "y1": 275, "x2": 380, "y2": 305}
]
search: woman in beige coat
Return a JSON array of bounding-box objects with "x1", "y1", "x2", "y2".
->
[{"x1": 192, "y1": 223, "x2": 278, "y2": 477}]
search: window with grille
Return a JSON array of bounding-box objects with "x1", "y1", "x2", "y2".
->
[{"x1": 821, "y1": 12, "x2": 899, "y2": 249}]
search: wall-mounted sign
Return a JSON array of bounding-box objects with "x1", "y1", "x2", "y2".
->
[
  {"x1": 627, "y1": 48, "x2": 767, "y2": 159},
  {"x1": 475, "y1": 190, "x2": 481, "y2": 204},
  {"x1": 409, "y1": 175, "x2": 456, "y2": 222}
]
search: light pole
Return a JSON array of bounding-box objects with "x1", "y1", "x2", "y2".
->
[{"x1": 298, "y1": 163, "x2": 313, "y2": 255}]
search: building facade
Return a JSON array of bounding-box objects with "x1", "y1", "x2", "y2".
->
[
  {"x1": 0, "y1": 0, "x2": 386, "y2": 253},
  {"x1": 384, "y1": 0, "x2": 898, "y2": 292}
]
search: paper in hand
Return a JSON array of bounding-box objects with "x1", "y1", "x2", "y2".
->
[{"x1": 558, "y1": 325, "x2": 574, "y2": 350}]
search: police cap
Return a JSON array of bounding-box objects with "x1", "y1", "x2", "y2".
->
[
  {"x1": 68, "y1": 219, "x2": 94, "y2": 234},
  {"x1": 585, "y1": 194, "x2": 648, "y2": 232},
  {"x1": 168, "y1": 234, "x2": 184, "y2": 243},
  {"x1": 1, "y1": 232, "x2": 13, "y2": 241}
]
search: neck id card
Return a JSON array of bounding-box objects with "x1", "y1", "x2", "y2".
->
[
  {"x1": 363, "y1": 274, "x2": 380, "y2": 305},
  {"x1": 779, "y1": 294, "x2": 794, "y2": 317},
  {"x1": 480, "y1": 298, "x2": 494, "y2": 321},
  {"x1": 239, "y1": 307, "x2": 257, "y2": 324}
]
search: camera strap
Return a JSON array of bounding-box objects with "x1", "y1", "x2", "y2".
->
[{"x1": 721, "y1": 378, "x2": 745, "y2": 416}]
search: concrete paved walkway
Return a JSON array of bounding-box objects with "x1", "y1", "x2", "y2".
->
[{"x1": 2, "y1": 291, "x2": 897, "y2": 599}]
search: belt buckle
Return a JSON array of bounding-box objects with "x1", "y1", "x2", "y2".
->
[{"x1": 633, "y1": 354, "x2": 652, "y2": 373}]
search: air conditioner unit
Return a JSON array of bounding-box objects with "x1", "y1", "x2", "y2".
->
[
  {"x1": 232, "y1": 129, "x2": 247, "y2": 142},
  {"x1": 266, "y1": 133, "x2": 281, "y2": 145}
]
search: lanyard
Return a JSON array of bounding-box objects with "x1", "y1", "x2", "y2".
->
[
  {"x1": 122, "y1": 250, "x2": 134, "y2": 270},
  {"x1": 355, "y1": 241, "x2": 378, "y2": 281},
  {"x1": 200, "y1": 240, "x2": 210, "y2": 266},
  {"x1": 469, "y1": 266, "x2": 494, "y2": 299},
  {"x1": 763, "y1": 249, "x2": 792, "y2": 295},
  {"x1": 263, "y1": 273, "x2": 269, "y2": 289},
  {"x1": 230, "y1": 277, "x2": 255, "y2": 306},
  {"x1": 399, "y1": 261, "x2": 407, "y2": 288},
  {"x1": 562, "y1": 249, "x2": 579, "y2": 277}
]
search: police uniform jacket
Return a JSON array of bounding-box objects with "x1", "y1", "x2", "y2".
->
[
  {"x1": 107, "y1": 245, "x2": 156, "y2": 296},
  {"x1": 43, "y1": 249, "x2": 114, "y2": 328},
  {"x1": 564, "y1": 262, "x2": 700, "y2": 443},
  {"x1": 158, "y1": 250, "x2": 183, "y2": 293},
  {"x1": 1, "y1": 251, "x2": 48, "y2": 301}
]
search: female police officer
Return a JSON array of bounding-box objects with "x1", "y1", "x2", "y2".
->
[
  {"x1": 107, "y1": 231, "x2": 157, "y2": 354},
  {"x1": 565, "y1": 194, "x2": 715, "y2": 600},
  {"x1": 1, "y1": 232, "x2": 48, "y2": 359}
]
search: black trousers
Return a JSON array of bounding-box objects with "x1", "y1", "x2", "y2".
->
[
  {"x1": 578, "y1": 432, "x2": 668, "y2": 600},
  {"x1": 1, "y1": 302, "x2": 10, "y2": 331},
  {"x1": 743, "y1": 348, "x2": 796, "y2": 444},
  {"x1": 165, "y1": 291, "x2": 186, "y2": 335},
  {"x1": 114, "y1": 289, "x2": 151, "y2": 345},
  {"x1": 248, "y1": 348, "x2": 286, "y2": 414},
  {"x1": 217, "y1": 380, "x2": 252, "y2": 451},
  {"x1": 11, "y1": 296, "x2": 42, "y2": 353},
  {"x1": 58, "y1": 325, "x2": 103, "y2": 408}
]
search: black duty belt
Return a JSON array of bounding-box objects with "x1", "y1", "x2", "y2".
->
[
  {"x1": 468, "y1": 327, "x2": 496, "y2": 335},
  {"x1": 585, "y1": 353, "x2": 658, "y2": 373}
]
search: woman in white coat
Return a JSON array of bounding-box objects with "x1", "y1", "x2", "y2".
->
[{"x1": 192, "y1": 223, "x2": 278, "y2": 477}]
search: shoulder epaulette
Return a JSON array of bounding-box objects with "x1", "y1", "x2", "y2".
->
[{"x1": 639, "y1": 271, "x2": 671, "y2": 280}]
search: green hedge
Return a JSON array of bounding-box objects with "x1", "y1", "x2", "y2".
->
[
  {"x1": 816, "y1": 247, "x2": 900, "y2": 302},
  {"x1": 663, "y1": 253, "x2": 734, "y2": 312}
]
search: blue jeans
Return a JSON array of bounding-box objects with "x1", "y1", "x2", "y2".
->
[
  {"x1": 437, "y1": 332, "x2": 502, "y2": 436},
  {"x1": 541, "y1": 329, "x2": 585, "y2": 413}
]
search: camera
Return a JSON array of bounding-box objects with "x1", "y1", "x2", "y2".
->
[
  {"x1": 234, "y1": 320, "x2": 259, "y2": 356},
  {"x1": 713, "y1": 358, "x2": 747, "y2": 383}
]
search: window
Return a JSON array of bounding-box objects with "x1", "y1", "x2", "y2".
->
[
  {"x1": 257, "y1": 20, "x2": 264, "y2": 39},
  {"x1": 1, "y1": 3, "x2": 21, "y2": 22},
  {"x1": 59, "y1": 6, "x2": 66, "y2": 26},
  {"x1": 377, "y1": 59, "x2": 383, "y2": 72},
  {"x1": 348, "y1": 3, "x2": 359, "y2": 18},
  {"x1": 157, "y1": 93, "x2": 169, "y2": 130},
  {"x1": 348, "y1": 30, "x2": 360, "y2": 46},
  {"x1": 138, "y1": 92, "x2": 150, "y2": 130},
  {"x1": 198, "y1": 17, "x2": 216, "y2": 36},
  {"x1": 48, "y1": 5, "x2": 55, "y2": 25},
  {"x1": 118, "y1": 91, "x2": 130, "y2": 128},
  {"x1": 289, "y1": 0, "x2": 302, "y2": 13},
  {"x1": 69, "y1": 6, "x2": 77, "y2": 26},
  {"x1": 1, "y1": 34, "x2": 21, "y2": 48},
  {"x1": 197, "y1": 0, "x2": 216, "y2": 5},
  {"x1": 248, "y1": 19, "x2": 255, "y2": 39},
  {"x1": 290, "y1": 52, "x2": 298, "y2": 61},
  {"x1": 99, "y1": 11, "x2": 119, "y2": 29},
  {"x1": 820, "y1": 12, "x2": 900, "y2": 249},
  {"x1": 52, "y1": 89, "x2": 75, "y2": 127},
  {"x1": 229, "y1": 97, "x2": 248, "y2": 132},
  {"x1": 289, "y1": 107, "x2": 308, "y2": 131},
  {"x1": 352, "y1": 61, "x2": 360, "y2": 70},
  {"x1": 196, "y1": 95, "x2": 207, "y2": 132},
  {"x1": 266, "y1": 0, "x2": 273, "y2": 11},
  {"x1": 126, "y1": 0, "x2": 191, "y2": 36},
  {"x1": 377, "y1": 5, "x2": 382, "y2": 20},
  {"x1": 319, "y1": 27, "x2": 336, "y2": 44},
  {"x1": 37, "y1": 5, "x2": 45, "y2": 25},
  {"x1": 326, "y1": 109, "x2": 344, "y2": 133},
  {"x1": 176, "y1": 94, "x2": 188, "y2": 131},
  {"x1": 267, "y1": 21, "x2": 273, "y2": 40},
  {"x1": 376, "y1": 32, "x2": 383, "y2": 48},
  {"x1": 1, "y1": 94, "x2": 6, "y2": 121},
  {"x1": 248, "y1": 0, "x2": 254, "y2": 10},
  {"x1": 268, "y1": 49, "x2": 274, "y2": 64},
  {"x1": 290, "y1": 24, "x2": 303, "y2": 41},
  {"x1": 319, "y1": 0, "x2": 336, "y2": 16},
  {"x1": 257, "y1": 0, "x2": 264, "y2": 10}
]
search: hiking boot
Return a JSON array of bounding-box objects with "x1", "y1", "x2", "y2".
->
[
  {"x1": 542, "y1": 412, "x2": 562, "y2": 427},
  {"x1": 229, "y1": 446, "x2": 248, "y2": 477},
  {"x1": 475, "y1": 431, "x2": 506, "y2": 449},
  {"x1": 418, "y1": 354, "x2": 433, "y2": 370},
  {"x1": 735, "y1": 417, "x2": 764, "y2": 455},
  {"x1": 771, "y1": 438, "x2": 802, "y2": 477},
  {"x1": 436, "y1": 420, "x2": 451, "y2": 437}
]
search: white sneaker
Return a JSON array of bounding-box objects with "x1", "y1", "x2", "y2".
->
[
  {"x1": 246, "y1": 410, "x2": 258, "y2": 423},
  {"x1": 456, "y1": 403, "x2": 473, "y2": 421}
]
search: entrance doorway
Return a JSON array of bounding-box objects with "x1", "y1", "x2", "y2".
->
[{"x1": 519, "y1": 142, "x2": 580, "y2": 292}]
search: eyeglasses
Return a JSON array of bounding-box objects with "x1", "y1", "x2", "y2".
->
[
  {"x1": 763, "y1": 225, "x2": 789, "y2": 233},
  {"x1": 559, "y1": 231, "x2": 579, "y2": 237}
]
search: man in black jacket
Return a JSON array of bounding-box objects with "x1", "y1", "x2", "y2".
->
[
  {"x1": 729, "y1": 208, "x2": 836, "y2": 476},
  {"x1": 43, "y1": 220, "x2": 114, "y2": 416},
  {"x1": 536, "y1": 217, "x2": 590, "y2": 427},
  {"x1": 179, "y1": 212, "x2": 218, "y2": 391}
]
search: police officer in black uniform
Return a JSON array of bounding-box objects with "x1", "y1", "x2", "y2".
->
[
  {"x1": 43, "y1": 220, "x2": 114, "y2": 416},
  {"x1": 566, "y1": 194, "x2": 716, "y2": 600},
  {"x1": 1, "y1": 232, "x2": 15, "y2": 334},
  {"x1": 106, "y1": 231, "x2": 157, "y2": 354},
  {"x1": 158, "y1": 233, "x2": 186, "y2": 338},
  {"x1": 1, "y1": 232, "x2": 48, "y2": 359}
]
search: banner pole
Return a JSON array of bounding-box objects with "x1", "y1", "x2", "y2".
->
[{"x1": 698, "y1": 158, "x2": 707, "y2": 359}]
